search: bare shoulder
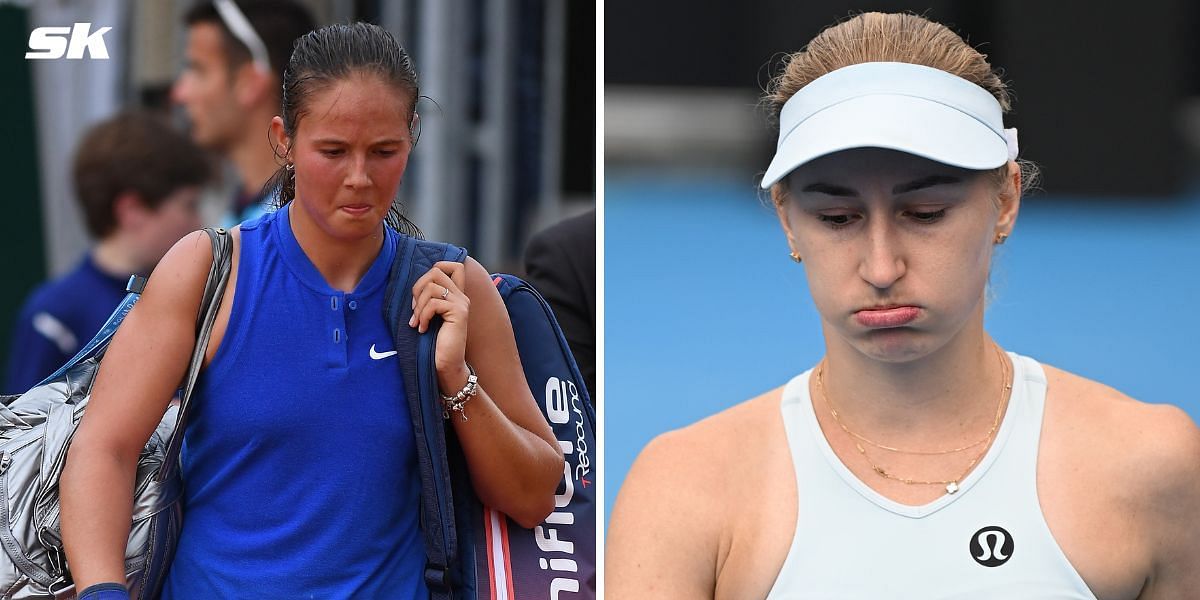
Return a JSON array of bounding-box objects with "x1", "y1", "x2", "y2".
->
[
  {"x1": 607, "y1": 388, "x2": 788, "y2": 597},
  {"x1": 1042, "y1": 364, "x2": 1200, "y2": 594},
  {"x1": 151, "y1": 230, "x2": 217, "y2": 280},
  {"x1": 145, "y1": 227, "x2": 241, "y2": 364},
  {"x1": 462, "y1": 255, "x2": 492, "y2": 287},
  {"x1": 1042, "y1": 363, "x2": 1200, "y2": 514},
  {"x1": 1043, "y1": 364, "x2": 1200, "y2": 474},
  {"x1": 146, "y1": 227, "x2": 241, "y2": 299},
  {"x1": 634, "y1": 386, "x2": 786, "y2": 497},
  {"x1": 459, "y1": 256, "x2": 508, "y2": 309}
]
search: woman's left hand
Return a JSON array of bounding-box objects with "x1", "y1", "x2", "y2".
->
[{"x1": 409, "y1": 260, "x2": 472, "y2": 393}]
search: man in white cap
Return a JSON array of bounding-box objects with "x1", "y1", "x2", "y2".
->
[{"x1": 172, "y1": 0, "x2": 313, "y2": 226}]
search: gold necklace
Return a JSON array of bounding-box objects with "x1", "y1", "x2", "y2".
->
[
  {"x1": 818, "y1": 345, "x2": 1011, "y2": 455},
  {"x1": 815, "y1": 344, "x2": 1014, "y2": 495},
  {"x1": 865, "y1": 446, "x2": 985, "y2": 495}
]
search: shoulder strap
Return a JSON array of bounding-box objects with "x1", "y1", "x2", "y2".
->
[
  {"x1": 156, "y1": 227, "x2": 233, "y2": 481},
  {"x1": 383, "y1": 235, "x2": 467, "y2": 599},
  {"x1": 33, "y1": 275, "x2": 147, "y2": 388}
]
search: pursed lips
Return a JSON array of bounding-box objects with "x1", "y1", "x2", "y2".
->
[{"x1": 853, "y1": 304, "x2": 921, "y2": 328}]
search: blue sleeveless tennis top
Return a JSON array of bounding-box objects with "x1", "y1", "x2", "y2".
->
[
  {"x1": 162, "y1": 205, "x2": 427, "y2": 598},
  {"x1": 766, "y1": 353, "x2": 1097, "y2": 599}
]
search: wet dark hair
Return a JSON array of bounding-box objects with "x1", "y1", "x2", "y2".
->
[
  {"x1": 74, "y1": 111, "x2": 211, "y2": 238},
  {"x1": 264, "y1": 22, "x2": 422, "y2": 236}
]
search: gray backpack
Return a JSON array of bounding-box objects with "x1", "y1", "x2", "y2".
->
[{"x1": 0, "y1": 228, "x2": 230, "y2": 599}]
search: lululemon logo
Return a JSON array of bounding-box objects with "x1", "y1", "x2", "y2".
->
[{"x1": 970, "y1": 526, "x2": 1014, "y2": 567}]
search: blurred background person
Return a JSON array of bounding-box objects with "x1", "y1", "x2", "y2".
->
[
  {"x1": 0, "y1": 0, "x2": 595, "y2": 384},
  {"x1": 171, "y1": 0, "x2": 315, "y2": 226},
  {"x1": 524, "y1": 208, "x2": 597, "y2": 396},
  {"x1": 605, "y1": 0, "x2": 1200, "y2": 518},
  {"x1": 5, "y1": 112, "x2": 210, "y2": 392}
]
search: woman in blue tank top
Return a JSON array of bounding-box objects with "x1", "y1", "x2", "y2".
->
[
  {"x1": 607, "y1": 11, "x2": 1200, "y2": 600},
  {"x1": 60, "y1": 21, "x2": 564, "y2": 600}
]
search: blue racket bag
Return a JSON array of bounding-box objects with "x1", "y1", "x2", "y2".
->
[{"x1": 384, "y1": 236, "x2": 597, "y2": 600}]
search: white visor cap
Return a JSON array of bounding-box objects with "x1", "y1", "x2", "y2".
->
[{"x1": 760, "y1": 62, "x2": 1018, "y2": 189}]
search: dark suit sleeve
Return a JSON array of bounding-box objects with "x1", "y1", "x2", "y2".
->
[{"x1": 523, "y1": 210, "x2": 596, "y2": 399}]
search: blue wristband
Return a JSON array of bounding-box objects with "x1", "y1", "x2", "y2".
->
[{"x1": 78, "y1": 582, "x2": 130, "y2": 600}]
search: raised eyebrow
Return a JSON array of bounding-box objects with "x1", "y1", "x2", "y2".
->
[{"x1": 893, "y1": 174, "x2": 962, "y2": 194}]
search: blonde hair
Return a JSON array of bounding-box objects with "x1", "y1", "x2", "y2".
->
[{"x1": 764, "y1": 12, "x2": 1035, "y2": 204}]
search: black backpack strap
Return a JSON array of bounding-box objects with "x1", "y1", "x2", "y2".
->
[{"x1": 383, "y1": 235, "x2": 467, "y2": 599}]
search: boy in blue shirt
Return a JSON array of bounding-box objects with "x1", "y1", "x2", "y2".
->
[{"x1": 5, "y1": 112, "x2": 212, "y2": 392}]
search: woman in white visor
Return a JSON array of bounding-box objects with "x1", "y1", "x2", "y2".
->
[{"x1": 607, "y1": 12, "x2": 1200, "y2": 599}]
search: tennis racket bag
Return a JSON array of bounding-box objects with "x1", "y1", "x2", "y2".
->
[{"x1": 385, "y1": 236, "x2": 597, "y2": 600}]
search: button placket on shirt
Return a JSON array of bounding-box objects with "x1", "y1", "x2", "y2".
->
[{"x1": 329, "y1": 293, "x2": 348, "y2": 368}]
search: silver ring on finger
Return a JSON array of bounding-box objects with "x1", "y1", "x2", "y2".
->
[{"x1": 440, "y1": 286, "x2": 449, "y2": 300}]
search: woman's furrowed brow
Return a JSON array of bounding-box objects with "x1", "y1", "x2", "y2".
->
[
  {"x1": 800, "y1": 182, "x2": 857, "y2": 196},
  {"x1": 310, "y1": 136, "x2": 407, "y2": 145},
  {"x1": 893, "y1": 174, "x2": 962, "y2": 194},
  {"x1": 799, "y1": 174, "x2": 962, "y2": 196}
]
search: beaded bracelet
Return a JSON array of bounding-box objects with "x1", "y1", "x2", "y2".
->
[{"x1": 440, "y1": 363, "x2": 478, "y2": 421}]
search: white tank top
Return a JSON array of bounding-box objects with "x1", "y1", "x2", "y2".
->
[{"x1": 766, "y1": 353, "x2": 1097, "y2": 599}]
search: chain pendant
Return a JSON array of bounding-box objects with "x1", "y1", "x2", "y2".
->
[{"x1": 946, "y1": 481, "x2": 960, "y2": 495}]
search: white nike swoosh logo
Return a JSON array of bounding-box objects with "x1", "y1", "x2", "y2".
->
[{"x1": 369, "y1": 344, "x2": 398, "y2": 360}]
